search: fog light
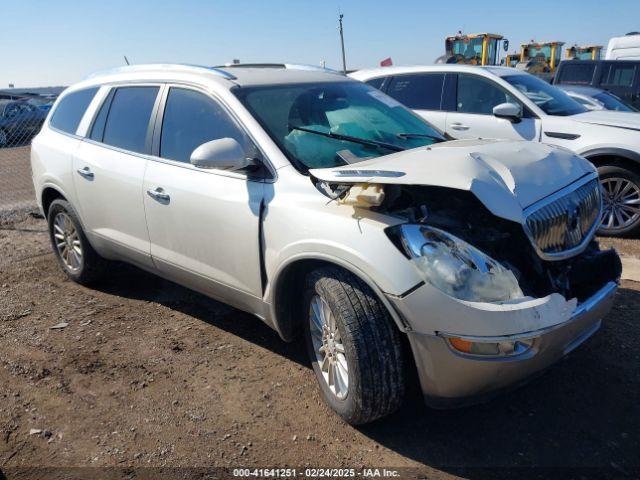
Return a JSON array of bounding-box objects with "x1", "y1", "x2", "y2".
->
[{"x1": 447, "y1": 337, "x2": 534, "y2": 357}]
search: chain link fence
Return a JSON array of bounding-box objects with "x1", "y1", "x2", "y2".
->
[{"x1": 0, "y1": 94, "x2": 53, "y2": 218}]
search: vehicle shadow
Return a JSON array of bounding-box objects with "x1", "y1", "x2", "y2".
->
[
  {"x1": 93, "y1": 263, "x2": 309, "y2": 367},
  {"x1": 92, "y1": 264, "x2": 639, "y2": 475}
]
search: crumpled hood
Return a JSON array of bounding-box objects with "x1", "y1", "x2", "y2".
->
[
  {"x1": 309, "y1": 139, "x2": 595, "y2": 223},
  {"x1": 570, "y1": 110, "x2": 640, "y2": 131}
]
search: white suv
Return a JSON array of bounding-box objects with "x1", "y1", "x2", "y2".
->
[
  {"x1": 351, "y1": 65, "x2": 640, "y2": 236},
  {"x1": 32, "y1": 64, "x2": 620, "y2": 424}
]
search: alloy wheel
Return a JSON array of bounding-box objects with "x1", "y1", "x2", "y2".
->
[
  {"x1": 600, "y1": 177, "x2": 640, "y2": 231},
  {"x1": 308, "y1": 295, "x2": 349, "y2": 400},
  {"x1": 53, "y1": 212, "x2": 83, "y2": 272}
]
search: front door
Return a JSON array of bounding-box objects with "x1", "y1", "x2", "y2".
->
[
  {"x1": 445, "y1": 73, "x2": 541, "y2": 142},
  {"x1": 143, "y1": 86, "x2": 265, "y2": 308}
]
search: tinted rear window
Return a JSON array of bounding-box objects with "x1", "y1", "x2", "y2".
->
[
  {"x1": 102, "y1": 87, "x2": 159, "y2": 154},
  {"x1": 556, "y1": 63, "x2": 596, "y2": 85},
  {"x1": 49, "y1": 87, "x2": 99, "y2": 134},
  {"x1": 386, "y1": 73, "x2": 445, "y2": 110},
  {"x1": 600, "y1": 64, "x2": 637, "y2": 87}
]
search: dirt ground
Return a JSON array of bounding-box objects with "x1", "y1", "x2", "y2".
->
[{"x1": 0, "y1": 212, "x2": 639, "y2": 480}]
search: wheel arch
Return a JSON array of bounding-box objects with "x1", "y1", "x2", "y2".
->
[
  {"x1": 581, "y1": 147, "x2": 640, "y2": 174},
  {"x1": 41, "y1": 185, "x2": 68, "y2": 219},
  {"x1": 268, "y1": 254, "x2": 411, "y2": 342}
]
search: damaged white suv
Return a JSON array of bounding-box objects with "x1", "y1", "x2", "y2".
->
[{"x1": 32, "y1": 64, "x2": 621, "y2": 424}]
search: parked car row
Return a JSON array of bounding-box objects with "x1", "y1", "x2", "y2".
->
[
  {"x1": 352, "y1": 65, "x2": 640, "y2": 236},
  {"x1": 32, "y1": 64, "x2": 622, "y2": 424},
  {"x1": 0, "y1": 99, "x2": 49, "y2": 148}
]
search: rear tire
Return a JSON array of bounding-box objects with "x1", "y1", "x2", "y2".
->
[
  {"x1": 303, "y1": 267, "x2": 405, "y2": 425},
  {"x1": 47, "y1": 199, "x2": 107, "y2": 285},
  {"x1": 597, "y1": 165, "x2": 640, "y2": 237}
]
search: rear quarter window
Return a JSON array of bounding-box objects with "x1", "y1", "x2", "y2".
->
[
  {"x1": 556, "y1": 63, "x2": 596, "y2": 85},
  {"x1": 600, "y1": 64, "x2": 637, "y2": 87},
  {"x1": 49, "y1": 87, "x2": 99, "y2": 134}
]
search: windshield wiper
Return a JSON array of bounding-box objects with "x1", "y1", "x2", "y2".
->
[
  {"x1": 290, "y1": 125, "x2": 405, "y2": 152},
  {"x1": 396, "y1": 132, "x2": 445, "y2": 142}
]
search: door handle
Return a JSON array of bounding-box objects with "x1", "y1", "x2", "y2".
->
[
  {"x1": 146, "y1": 187, "x2": 170, "y2": 203},
  {"x1": 76, "y1": 166, "x2": 94, "y2": 179},
  {"x1": 450, "y1": 123, "x2": 470, "y2": 131}
]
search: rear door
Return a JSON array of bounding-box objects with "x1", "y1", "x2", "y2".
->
[
  {"x1": 72, "y1": 85, "x2": 162, "y2": 268},
  {"x1": 142, "y1": 85, "x2": 265, "y2": 308},
  {"x1": 383, "y1": 73, "x2": 448, "y2": 132},
  {"x1": 444, "y1": 73, "x2": 541, "y2": 141}
]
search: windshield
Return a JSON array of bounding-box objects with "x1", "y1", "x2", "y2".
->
[
  {"x1": 503, "y1": 74, "x2": 588, "y2": 116},
  {"x1": 234, "y1": 81, "x2": 445, "y2": 171},
  {"x1": 593, "y1": 91, "x2": 638, "y2": 112}
]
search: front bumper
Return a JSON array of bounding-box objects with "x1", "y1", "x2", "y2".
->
[{"x1": 391, "y1": 281, "x2": 618, "y2": 407}]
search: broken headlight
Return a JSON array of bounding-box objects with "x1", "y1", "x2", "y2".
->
[{"x1": 393, "y1": 224, "x2": 524, "y2": 303}]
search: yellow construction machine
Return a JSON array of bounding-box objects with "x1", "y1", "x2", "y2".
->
[
  {"x1": 566, "y1": 45, "x2": 603, "y2": 60},
  {"x1": 442, "y1": 32, "x2": 506, "y2": 66}
]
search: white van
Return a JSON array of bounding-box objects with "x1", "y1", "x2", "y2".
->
[{"x1": 606, "y1": 33, "x2": 640, "y2": 60}]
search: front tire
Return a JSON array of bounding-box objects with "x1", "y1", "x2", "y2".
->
[
  {"x1": 47, "y1": 199, "x2": 107, "y2": 285},
  {"x1": 303, "y1": 267, "x2": 405, "y2": 425},
  {"x1": 597, "y1": 165, "x2": 640, "y2": 237}
]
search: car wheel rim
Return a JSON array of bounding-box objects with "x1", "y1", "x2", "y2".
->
[
  {"x1": 53, "y1": 212, "x2": 83, "y2": 272},
  {"x1": 600, "y1": 177, "x2": 640, "y2": 231},
  {"x1": 309, "y1": 295, "x2": 349, "y2": 400}
]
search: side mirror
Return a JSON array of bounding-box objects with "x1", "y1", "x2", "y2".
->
[
  {"x1": 190, "y1": 138, "x2": 255, "y2": 171},
  {"x1": 492, "y1": 102, "x2": 522, "y2": 123}
]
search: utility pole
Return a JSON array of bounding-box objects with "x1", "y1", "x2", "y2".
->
[{"x1": 338, "y1": 13, "x2": 347, "y2": 73}]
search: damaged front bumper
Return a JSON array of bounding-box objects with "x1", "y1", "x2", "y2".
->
[{"x1": 388, "y1": 280, "x2": 618, "y2": 407}]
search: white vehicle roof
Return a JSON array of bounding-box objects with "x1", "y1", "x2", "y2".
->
[
  {"x1": 350, "y1": 65, "x2": 519, "y2": 81},
  {"x1": 606, "y1": 33, "x2": 640, "y2": 60},
  {"x1": 70, "y1": 63, "x2": 349, "y2": 93}
]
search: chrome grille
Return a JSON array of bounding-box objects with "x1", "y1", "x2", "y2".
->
[{"x1": 524, "y1": 176, "x2": 601, "y2": 260}]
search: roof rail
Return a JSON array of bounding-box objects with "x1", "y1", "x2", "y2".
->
[
  {"x1": 213, "y1": 63, "x2": 344, "y2": 75},
  {"x1": 83, "y1": 64, "x2": 236, "y2": 81}
]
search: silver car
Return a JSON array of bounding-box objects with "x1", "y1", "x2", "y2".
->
[{"x1": 31, "y1": 64, "x2": 621, "y2": 424}]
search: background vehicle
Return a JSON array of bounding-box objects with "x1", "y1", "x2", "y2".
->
[
  {"x1": 558, "y1": 85, "x2": 638, "y2": 111},
  {"x1": 352, "y1": 65, "x2": 640, "y2": 236},
  {"x1": 0, "y1": 100, "x2": 47, "y2": 147},
  {"x1": 437, "y1": 32, "x2": 506, "y2": 66},
  {"x1": 606, "y1": 32, "x2": 640, "y2": 60},
  {"x1": 567, "y1": 45, "x2": 603, "y2": 61},
  {"x1": 31, "y1": 64, "x2": 620, "y2": 425},
  {"x1": 553, "y1": 60, "x2": 640, "y2": 109},
  {"x1": 516, "y1": 41, "x2": 565, "y2": 81}
]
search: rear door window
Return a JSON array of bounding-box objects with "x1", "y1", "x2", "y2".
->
[
  {"x1": 556, "y1": 63, "x2": 596, "y2": 85},
  {"x1": 49, "y1": 87, "x2": 99, "y2": 134},
  {"x1": 101, "y1": 86, "x2": 159, "y2": 154},
  {"x1": 600, "y1": 64, "x2": 637, "y2": 87},
  {"x1": 385, "y1": 73, "x2": 445, "y2": 110}
]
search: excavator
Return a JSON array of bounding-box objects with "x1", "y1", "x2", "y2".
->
[
  {"x1": 438, "y1": 32, "x2": 507, "y2": 66},
  {"x1": 566, "y1": 44, "x2": 603, "y2": 60}
]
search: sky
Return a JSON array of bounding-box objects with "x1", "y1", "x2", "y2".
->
[{"x1": 3, "y1": 0, "x2": 640, "y2": 88}]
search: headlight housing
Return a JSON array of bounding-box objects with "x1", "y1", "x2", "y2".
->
[{"x1": 392, "y1": 224, "x2": 524, "y2": 303}]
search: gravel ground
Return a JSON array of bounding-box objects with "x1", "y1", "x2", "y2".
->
[{"x1": 0, "y1": 213, "x2": 638, "y2": 479}]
